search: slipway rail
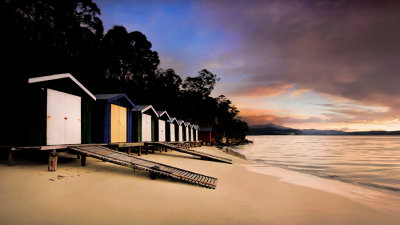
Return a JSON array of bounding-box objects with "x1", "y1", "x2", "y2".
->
[
  {"x1": 69, "y1": 145, "x2": 218, "y2": 189},
  {"x1": 149, "y1": 142, "x2": 233, "y2": 164}
]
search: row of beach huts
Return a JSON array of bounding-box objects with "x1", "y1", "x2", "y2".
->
[
  {"x1": 2, "y1": 73, "x2": 223, "y2": 189},
  {"x1": 18, "y1": 73, "x2": 212, "y2": 147}
]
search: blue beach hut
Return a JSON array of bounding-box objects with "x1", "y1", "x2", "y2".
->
[{"x1": 91, "y1": 94, "x2": 136, "y2": 143}]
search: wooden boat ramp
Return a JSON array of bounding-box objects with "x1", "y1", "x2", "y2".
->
[
  {"x1": 69, "y1": 145, "x2": 218, "y2": 189},
  {"x1": 147, "y1": 142, "x2": 233, "y2": 164}
]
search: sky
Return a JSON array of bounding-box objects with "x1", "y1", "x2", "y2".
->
[{"x1": 94, "y1": 0, "x2": 400, "y2": 131}]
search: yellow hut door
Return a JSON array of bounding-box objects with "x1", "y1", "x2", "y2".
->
[{"x1": 111, "y1": 104, "x2": 127, "y2": 142}]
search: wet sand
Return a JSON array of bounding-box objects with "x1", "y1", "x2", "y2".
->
[{"x1": 0, "y1": 146, "x2": 399, "y2": 225}]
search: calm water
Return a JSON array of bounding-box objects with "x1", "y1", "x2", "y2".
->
[{"x1": 232, "y1": 135, "x2": 400, "y2": 195}]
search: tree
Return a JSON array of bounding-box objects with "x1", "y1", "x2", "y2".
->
[{"x1": 182, "y1": 69, "x2": 220, "y2": 98}]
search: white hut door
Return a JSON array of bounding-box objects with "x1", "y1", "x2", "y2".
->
[
  {"x1": 142, "y1": 114, "x2": 152, "y2": 142},
  {"x1": 185, "y1": 127, "x2": 189, "y2": 141},
  {"x1": 170, "y1": 124, "x2": 175, "y2": 141},
  {"x1": 64, "y1": 93, "x2": 81, "y2": 144},
  {"x1": 190, "y1": 128, "x2": 194, "y2": 141},
  {"x1": 47, "y1": 89, "x2": 81, "y2": 145},
  {"x1": 179, "y1": 126, "x2": 183, "y2": 141},
  {"x1": 158, "y1": 120, "x2": 165, "y2": 142}
]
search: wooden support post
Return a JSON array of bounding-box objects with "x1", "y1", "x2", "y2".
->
[
  {"x1": 164, "y1": 147, "x2": 167, "y2": 152},
  {"x1": 127, "y1": 148, "x2": 131, "y2": 154},
  {"x1": 138, "y1": 147, "x2": 142, "y2": 156},
  {"x1": 81, "y1": 154, "x2": 87, "y2": 167},
  {"x1": 48, "y1": 150, "x2": 58, "y2": 172},
  {"x1": 77, "y1": 154, "x2": 81, "y2": 159},
  {"x1": 8, "y1": 151, "x2": 15, "y2": 166}
]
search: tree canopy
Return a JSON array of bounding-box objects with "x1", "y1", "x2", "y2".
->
[{"x1": 1, "y1": 0, "x2": 248, "y2": 142}]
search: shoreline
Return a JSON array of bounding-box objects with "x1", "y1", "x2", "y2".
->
[
  {"x1": 220, "y1": 145, "x2": 400, "y2": 216},
  {"x1": 1, "y1": 146, "x2": 399, "y2": 224}
]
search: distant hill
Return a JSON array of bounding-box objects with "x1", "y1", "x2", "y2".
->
[
  {"x1": 247, "y1": 123, "x2": 302, "y2": 135},
  {"x1": 248, "y1": 124, "x2": 400, "y2": 135},
  {"x1": 301, "y1": 129, "x2": 346, "y2": 135}
]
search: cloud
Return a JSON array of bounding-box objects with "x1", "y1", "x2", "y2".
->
[
  {"x1": 196, "y1": 0, "x2": 400, "y2": 116},
  {"x1": 232, "y1": 82, "x2": 293, "y2": 97}
]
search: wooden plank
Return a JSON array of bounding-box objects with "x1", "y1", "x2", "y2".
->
[{"x1": 69, "y1": 146, "x2": 217, "y2": 189}]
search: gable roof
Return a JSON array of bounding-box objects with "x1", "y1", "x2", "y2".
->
[
  {"x1": 193, "y1": 125, "x2": 199, "y2": 129},
  {"x1": 157, "y1": 110, "x2": 171, "y2": 120},
  {"x1": 200, "y1": 127, "x2": 212, "y2": 132},
  {"x1": 177, "y1": 120, "x2": 185, "y2": 125},
  {"x1": 184, "y1": 122, "x2": 191, "y2": 127},
  {"x1": 95, "y1": 93, "x2": 136, "y2": 109},
  {"x1": 28, "y1": 73, "x2": 96, "y2": 100},
  {"x1": 167, "y1": 117, "x2": 177, "y2": 124},
  {"x1": 133, "y1": 105, "x2": 159, "y2": 117}
]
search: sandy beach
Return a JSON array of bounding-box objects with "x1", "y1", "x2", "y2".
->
[{"x1": 1, "y1": 146, "x2": 399, "y2": 225}]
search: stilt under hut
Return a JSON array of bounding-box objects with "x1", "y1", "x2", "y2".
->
[
  {"x1": 132, "y1": 105, "x2": 159, "y2": 142},
  {"x1": 177, "y1": 120, "x2": 185, "y2": 141},
  {"x1": 156, "y1": 110, "x2": 171, "y2": 142},
  {"x1": 184, "y1": 122, "x2": 191, "y2": 141},
  {"x1": 12, "y1": 73, "x2": 96, "y2": 146},
  {"x1": 91, "y1": 94, "x2": 135, "y2": 143}
]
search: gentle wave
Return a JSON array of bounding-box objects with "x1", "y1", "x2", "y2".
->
[{"x1": 232, "y1": 135, "x2": 400, "y2": 195}]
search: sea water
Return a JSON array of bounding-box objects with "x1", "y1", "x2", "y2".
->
[{"x1": 231, "y1": 135, "x2": 400, "y2": 195}]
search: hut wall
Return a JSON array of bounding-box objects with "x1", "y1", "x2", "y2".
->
[
  {"x1": 92, "y1": 99, "x2": 132, "y2": 143},
  {"x1": 132, "y1": 112, "x2": 142, "y2": 142},
  {"x1": 26, "y1": 87, "x2": 47, "y2": 146},
  {"x1": 199, "y1": 131, "x2": 212, "y2": 142},
  {"x1": 184, "y1": 127, "x2": 189, "y2": 141},
  {"x1": 169, "y1": 123, "x2": 175, "y2": 141},
  {"x1": 158, "y1": 120, "x2": 166, "y2": 142},
  {"x1": 178, "y1": 126, "x2": 183, "y2": 141}
]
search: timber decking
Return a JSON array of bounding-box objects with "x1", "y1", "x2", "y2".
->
[
  {"x1": 148, "y1": 142, "x2": 233, "y2": 164},
  {"x1": 69, "y1": 145, "x2": 218, "y2": 189}
]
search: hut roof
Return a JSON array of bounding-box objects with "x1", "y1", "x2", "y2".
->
[
  {"x1": 184, "y1": 122, "x2": 191, "y2": 127},
  {"x1": 133, "y1": 105, "x2": 159, "y2": 117},
  {"x1": 200, "y1": 127, "x2": 212, "y2": 132},
  {"x1": 157, "y1": 110, "x2": 171, "y2": 120},
  {"x1": 177, "y1": 120, "x2": 185, "y2": 125},
  {"x1": 95, "y1": 93, "x2": 136, "y2": 109},
  {"x1": 28, "y1": 73, "x2": 96, "y2": 100},
  {"x1": 193, "y1": 125, "x2": 200, "y2": 129},
  {"x1": 168, "y1": 117, "x2": 178, "y2": 124}
]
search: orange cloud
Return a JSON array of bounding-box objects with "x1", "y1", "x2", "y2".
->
[{"x1": 233, "y1": 83, "x2": 293, "y2": 97}]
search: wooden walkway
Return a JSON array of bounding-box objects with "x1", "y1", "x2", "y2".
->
[
  {"x1": 69, "y1": 145, "x2": 218, "y2": 189},
  {"x1": 148, "y1": 142, "x2": 233, "y2": 164}
]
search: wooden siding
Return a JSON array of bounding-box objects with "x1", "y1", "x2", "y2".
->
[{"x1": 92, "y1": 98, "x2": 133, "y2": 143}]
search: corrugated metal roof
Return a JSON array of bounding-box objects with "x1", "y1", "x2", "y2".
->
[
  {"x1": 28, "y1": 73, "x2": 96, "y2": 100},
  {"x1": 94, "y1": 93, "x2": 136, "y2": 109},
  {"x1": 200, "y1": 127, "x2": 212, "y2": 132},
  {"x1": 168, "y1": 117, "x2": 177, "y2": 123},
  {"x1": 95, "y1": 93, "x2": 124, "y2": 100},
  {"x1": 133, "y1": 105, "x2": 159, "y2": 117},
  {"x1": 157, "y1": 110, "x2": 171, "y2": 120}
]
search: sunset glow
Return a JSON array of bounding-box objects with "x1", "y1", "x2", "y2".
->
[{"x1": 95, "y1": 0, "x2": 400, "y2": 131}]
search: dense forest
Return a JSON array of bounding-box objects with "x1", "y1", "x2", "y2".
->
[{"x1": 0, "y1": 0, "x2": 248, "y2": 143}]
